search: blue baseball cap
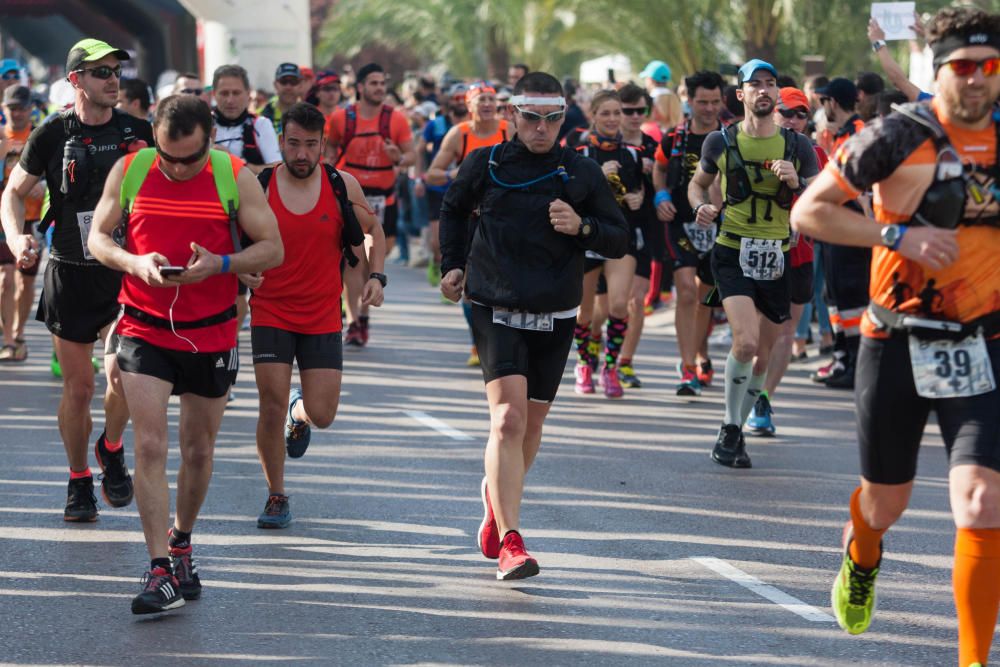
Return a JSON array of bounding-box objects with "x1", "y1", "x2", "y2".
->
[
  {"x1": 0, "y1": 59, "x2": 19, "y2": 75},
  {"x1": 639, "y1": 60, "x2": 672, "y2": 83},
  {"x1": 737, "y1": 59, "x2": 778, "y2": 85}
]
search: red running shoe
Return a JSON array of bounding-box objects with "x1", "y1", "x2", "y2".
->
[
  {"x1": 478, "y1": 476, "x2": 500, "y2": 559},
  {"x1": 697, "y1": 359, "x2": 714, "y2": 387},
  {"x1": 496, "y1": 530, "x2": 539, "y2": 580},
  {"x1": 345, "y1": 322, "x2": 363, "y2": 347}
]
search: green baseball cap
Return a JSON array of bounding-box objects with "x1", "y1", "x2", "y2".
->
[{"x1": 66, "y1": 38, "x2": 130, "y2": 73}]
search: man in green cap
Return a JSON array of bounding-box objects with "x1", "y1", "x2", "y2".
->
[{"x1": 0, "y1": 38, "x2": 154, "y2": 522}]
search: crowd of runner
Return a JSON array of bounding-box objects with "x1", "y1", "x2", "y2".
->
[{"x1": 2, "y1": 7, "x2": 1000, "y2": 666}]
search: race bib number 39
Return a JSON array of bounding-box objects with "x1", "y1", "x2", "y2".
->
[
  {"x1": 77, "y1": 210, "x2": 95, "y2": 260},
  {"x1": 739, "y1": 237, "x2": 784, "y2": 281},
  {"x1": 683, "y1": 222, "x2": 717, "y2": 254},
  {"x1": 365, "y1": 195, "x2": 387, "y2": 226},
  {"x1": 908, "y1": 333, "x2": 996, "y2": 399},
  {"x1": 492, "y1": 308, "x2": 554, "y2": 332}
]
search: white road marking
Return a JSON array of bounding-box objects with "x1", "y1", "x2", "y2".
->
[
  {"x1": 403, "y1": 410, "x2": 474, "y2": 441},
  {"x1": 691, "y1": 557, "x2": 835, "y2": 623}
]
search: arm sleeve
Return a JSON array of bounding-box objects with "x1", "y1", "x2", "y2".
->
[
  {"x1": 255, "y1": 118, "x2": 282, "y2": 163},
  {"x1": 575, "y1": 158, "x2": 630, "y2": 259},
  {"x1": 698, "y1": 131, "x2": 725, "y2": 175},
  {"x1": 439, "y1": 147, "x2": 488, "y2": 275}
]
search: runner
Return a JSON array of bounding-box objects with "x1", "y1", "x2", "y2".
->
[
  {"x1": 117, "y1": 78, "x2": 152, "y2": 121},
  {"x1": 261, "y1": 63, "x2": 302, "y2": 137},
  {"x1": 326, "y1": 62, "x2": 415, "y2": 348},
  {"x1": 571, "y1": 89, "x2": 645, "y2": 398},
  {"x1": 792, "y1": 8, "x2": 1000, "y2": 664},
  {"x1": 653, "y1": 70, "x2": 726, "y2": 396},
  {"x1": 88, "y1": 95, "x2": 283, "y2": 614},
  {"x1": 688, "y1": 59, "x2": 819, "y2": 468},
  {"x1": 426, "y1": 82, "x2": 509, "y2": 367},
  {"x1": 251, "y1": 103, "x2": 384, "y2": 528},
  {"x1": 440, "y1": 72, "x2": 628, "y2": 579},
  {"x1": 172, "y1": 72, "x2": 208, "y2": 102},
  {"x1": 307, "y1": 70, "x2": 343, "y2": 117},
  {"x1": 1, "y1": 39, "x2": 153, "y2": 520}
]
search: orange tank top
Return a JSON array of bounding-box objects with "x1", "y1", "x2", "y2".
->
[{"x1": 457, "y1": 120, "x2": 509, "y2": 163}]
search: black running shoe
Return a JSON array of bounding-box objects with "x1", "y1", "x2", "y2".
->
[
  {"x1": 94, "y1": 431, "x2": 134, "y2": 508},
  {"x1": 64, "y1": 476, "x2": 98, "y2": 522},
  {"x1": 169, "y1": 544, "x2": 202, "y2": 600},
  {"x1": 131, "y1": 567, "x2": 185, "y2": 614},
  {"x1": 711, "y1": 424, "x2": 752, "y2": 469}
]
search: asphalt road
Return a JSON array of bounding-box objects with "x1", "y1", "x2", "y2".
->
[{"x1": 0, "y1": 261, "x2": 964, "y2": 666}]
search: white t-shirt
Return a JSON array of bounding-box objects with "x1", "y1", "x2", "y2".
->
[{"x1": 213, "y1": 115, "x2": 280, "y2": 164}]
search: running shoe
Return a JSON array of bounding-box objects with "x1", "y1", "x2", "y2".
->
[
  {"x1": 708, "y1": 327, "x2": 732, "y2": 349},
  {"x1": 169, "y1": 538, "x2": 202, "y2": 600},
  {"x1": 676, "y1": 366, "x2": 702, "y2": 397},
  {"x1": 811, "y1": 358, "x2": 842, "y2": 383},
  {"x1": 745, "y1": 394, "x2": 776, "y2": 437},
  {"x1": 257, "y1": 493, "x2": 292, "y2": 529},
  {"x1": 51, "y1": 351, "x2": 61, "y2": 378},
  {"x1": 602, "y1": 365, "x2": 624, "y2": 398},
  {"x1": 496, "y1": 530, "x2": 539, "y2": 580},
  {"x1": 824, "y1": 363, "x2": 856, "y2": 390},
  {"x1": 64, "y1": 476, "x2": 98, "y2": 522},
  {"x1": 359, "y1": 318, "x2": 370, "y2": 346},
  {"x1": 344, "y1": 322, "x2": 363, "y2": 347},
  {"x1": 478, "y1": 477, "x2": 500, "y2": 559},
  {"x1": 91, "y1": 356, "x2": 100, "y2": 373},
  {"x1": 94, "y1": 431, "x2": 134, "y2": 508},
  {"x1": 427, "y1": 261, "x2": 441, "y2": 287},
  {"x1": 711, "y1": 424, "x2": 751, "y2": 468},
  {"x1": 131, "y1": 567, "x2": 185, "y2": 615},
  {"x1": 697, "y1": 359, "x2": 714, "y2": 386},
  {"x1": 466, "y1": 346, "x2": 480, "y2": 367},
  {"x1": 574, "y1": 364, "x2": 594, "y2": 395},
  {"x1": 285, "y1": 388, "x2": 311, "y2": 458},
  {"x1": 831, "y1": 523, "x2": 881, "y2": 635},
  {"x1": 618, "y1": 364, "x2": 642, "y2": 388}
]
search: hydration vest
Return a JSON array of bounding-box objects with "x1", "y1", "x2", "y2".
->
[
  {"x1": 722, "y1": 124, "x2": 798, "y2": 223},
  {"x1": 341, "y1": 103, "x2": 394, "y2": 165}
]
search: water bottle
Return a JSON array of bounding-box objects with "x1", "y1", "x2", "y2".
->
[{"x1": 60, "y1": 135, "x2": 88, "y2": 197}]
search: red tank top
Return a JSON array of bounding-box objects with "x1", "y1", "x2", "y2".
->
[
  {"x1": 250, "y1": 166, "x2": 344, "y2": 333},
  {"x1": 116, "y1": 153, "x2": 242, "y2": 352},
  {"x1": 457, "y1": 120, "x2": 509, "y2": 163}
]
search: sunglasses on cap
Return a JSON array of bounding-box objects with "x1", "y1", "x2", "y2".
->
[
  {"x1": 157, "y1": 138, "x2": 210, "y2": 165},
  {"x1": 621, "y1": 106, "x2": 648, "y2": 116},
  {"x1": 75, "y1": 64, "x2": 122, "y2": 80},
  {"x1": 1, "y1": 71, "x2": 18, "y2": 81},
  {"x1": 940, "y1": 57, "x2": 1000, "y2": 77},
  {"x1": 516, "y1": 108, "x2": 565, "y2": 123},
  {"x1": 778, "y1": 108, "x2": 810, "y2": 120}
]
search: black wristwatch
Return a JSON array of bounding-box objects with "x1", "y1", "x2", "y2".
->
[{"x1": 369, "y1": 272, "x2": 387, "y2": 287}]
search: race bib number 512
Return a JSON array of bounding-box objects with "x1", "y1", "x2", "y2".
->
[{"x1": 739, "y1": 237, "x2": 784, "y2": 281}]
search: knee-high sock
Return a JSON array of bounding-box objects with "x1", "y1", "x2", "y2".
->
[
  {"x1": 955, "y1": 527, "x2": 1000, "y2": 667},
  {"x1": 604, "y1": 316, "x2": 628, "y2": 368},
  {"x1": 724, "y1": 352, "x2": 753, "y2": 426},
  {"x1": 848, "y1": 486, "x2": 886, "y2": 569},
  {"x1": 574, "y1": 322, "x2": 592, "y2": 366},
  {"x1": 739, "y1": 372, "x2": 768, "y2": 424}
]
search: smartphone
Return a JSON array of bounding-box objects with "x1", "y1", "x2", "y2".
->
[{"x1": 158, "y1": 266, "x2": 186, "y2": 276}]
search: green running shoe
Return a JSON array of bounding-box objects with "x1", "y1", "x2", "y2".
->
[
  {"x1": 427, "y1": 261, "x2": 441, "y2": 287},
  {"x1": 91, "y1": 356, "x2": 101, "y2": 374},
  {"x1": 831, "y1": 524, "x2": 881, "y2": 635},
  {"x1": 51, "y1": 352, "x2": 62, "y2": 378}
]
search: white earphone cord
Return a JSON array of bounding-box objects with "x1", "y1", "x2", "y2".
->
[{"x1": 168, "y1": 285, "x2": 199, "y2": 353}]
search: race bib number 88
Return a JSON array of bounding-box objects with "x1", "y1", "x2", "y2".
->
[
  {"x1": 739, "y1": 237, "x2": 784, "y2": 281},
  {"x1": 908, "y1": 333, "x2": 996, "y2": 399}
]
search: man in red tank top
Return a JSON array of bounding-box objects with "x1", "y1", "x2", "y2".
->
[
  {"x1": 249, "y1": 103, "x2": 384, "y2": 529},
  {"x1": 88, "y1": 96, "x2": 283, "y2": 615}
]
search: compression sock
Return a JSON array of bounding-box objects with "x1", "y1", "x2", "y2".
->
[
  {"x1": 604, "y1": 316, "x2": 628, "y2": 368},
  {"x1": 955, "y1": 528, "x2": 1000, "y2": 667},
  {"x1": 848, "y1": 487, "x2": 886, "y2": 569},
  {"x1": 739, "y1": 372, "x2": 768, "y2": 424},
  {"x1": 723, "y1": 352, "x2": 753, "y2": 426},
  {"x1": 69, "y1": 467, "x2": 92, "y2": 480},
  {"x1": 151, "y1": 557, "x2": 173, "y2": 574},
  {"x1": 574, "y1": 322, "x2": 592, "y2": 366},
  {"x1": 169, "y1": 528, "x2": 192, "y2": 550},
  {"x1": 103, "y1": 433, "x2": 123, "y2": 453}
]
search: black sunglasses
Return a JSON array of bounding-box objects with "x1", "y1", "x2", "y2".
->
[
  {"x1": 158, "y1": 138, "x2": 210, "y2": 165},
  {"x1": 779, "y1": 108, "x2": 810, "y2": 120},
  {"x1": 621, "y1": 107, "x2": 648, "y2": 116},
  {"x1": 75, "y1": 64, "x2": 122, "y2": 80}
]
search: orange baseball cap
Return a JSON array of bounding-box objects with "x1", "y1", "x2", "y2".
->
[{"x1": 779, "y1": 87, "x2": 810, "y2": 111}]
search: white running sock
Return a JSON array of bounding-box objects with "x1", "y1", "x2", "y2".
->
[
  {"x1": 740, "y1": 372, "x2": 769, "y2": 424},
  {"x1": 724, "y1": 352, "x2": 753, "y2": 426}
]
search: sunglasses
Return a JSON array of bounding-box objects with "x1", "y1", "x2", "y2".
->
[
  {"x1": 621, "y1": 107, "x2": 648, "y2": 116},
  {"x1": 277, "y1": 77, "x2": 300, "y2": 86},
  {"x1": 516, "y1": 108, "x2": 565, "y2": 123},
  {"x1": 1, "y1": 71, "x2": 18, "y2": 81},
  {"x1": 158, "y1": 139, "x2": 210, "y2": 165},
  {"x1": 75, "y1": 64, "x2": 122, "y2": 80},
  {"x1": 940, "y1": 57, "x2": 1000, "y2": 77},
  {"x1": 778, "y1": 108, "x2": 810, "y2": 120},
  {"x1": 179, "y1": 87, "x2": 205, "y2": 96}
]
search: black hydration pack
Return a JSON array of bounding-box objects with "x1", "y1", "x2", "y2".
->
[{"x1": 722, "y1": 124, "x2": 798, "y2": 223}]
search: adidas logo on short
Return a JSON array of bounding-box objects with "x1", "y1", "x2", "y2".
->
[{"x1": 215, "y1": 358, "x2": 225, "y2": 369}]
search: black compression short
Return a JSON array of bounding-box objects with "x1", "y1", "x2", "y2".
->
[
  {"x1": 788, "y1": 262, "x2": 814, "y2": 306},
  {"x1": 710, "y1": 244, "x2": 790, "y2": 324},
  {"x1": 250, "y1": 326, "x2": 343, "y2": 371},
  {"x1": 37, "y1": 258, "x2": 122, "y2": 343},
  {"x1": 116, "y1": 335, "x2": 238, "y2": 398}
]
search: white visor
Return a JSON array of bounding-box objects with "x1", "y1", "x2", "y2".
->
[{"x1": 508, "y1": 95, "x2": 566, "y2": 107}]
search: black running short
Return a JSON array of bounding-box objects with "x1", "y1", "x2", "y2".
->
[
  {"x1": 710, "y1": 243, "x2": 790, "y2": 324},
  {"x1": 116, "y1": 335, "x2": 238, "y2": 398},
  {"x1": 788, "y1": 262, "x2": 814, "y2": 306},
  {"x1": 250, "y1": 326, "x2": 343, "y2": 371},
  {"x1": 856, "y1": 334, "x2": 1000, "y2": 484},
  {"x1": 37, "y1": 258, "x2": 122, "y2": 343},
  {"x1": 470, "y1": 303, "x2": 575, "y2": 403}
]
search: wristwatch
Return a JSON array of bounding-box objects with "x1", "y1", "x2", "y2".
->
[
  {"x1": 871, "y1": 40, "x2": 887, "y2": 53},
  {"x1": 369, "y1": 272, "x2": 387, "y2": 287},
  {"x1": 880, "y1": 224, "x2": 906, "y2": 250},
  {"x1": 578, "y1": 219, "x2": 594, "y2": 239}
]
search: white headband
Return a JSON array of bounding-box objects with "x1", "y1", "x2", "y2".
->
[{"x1": 509, "y1": 95, "x2": 566, "y2": 107}]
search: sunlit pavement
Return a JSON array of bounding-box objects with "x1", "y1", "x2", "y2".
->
[{"x1": 1, "y1": 261, "x2": 958, "y2": 666}]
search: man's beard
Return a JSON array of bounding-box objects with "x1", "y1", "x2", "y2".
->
[
  {"x1": 942, "y1": 85, "x2": 993, "y2": 124},
  {"x1": 751, "y1": 98, "x2": 775, "y2": 117},
  {"x1": 285, "y1": 159, "x2": 318, "y2": 179}
]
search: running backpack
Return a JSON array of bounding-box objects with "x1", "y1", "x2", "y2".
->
[
  {"x1": 342, "y1": 104, "x2": 394, "y2": 151},
  {"x1": 721, "y1": 124, "x2": 798, "y2": 223}
]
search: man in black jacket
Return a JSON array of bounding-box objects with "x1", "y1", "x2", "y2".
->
[{"x1": 440, "y1": 72, "x2": 629, "y2": 580}]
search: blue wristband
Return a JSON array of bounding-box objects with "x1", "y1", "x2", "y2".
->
[
  {"x1": 891, "y1": 225, "x2": 908, "y2": 251},
  {"x1": 654, "y1": 190, "x2": 672, "y2": 207},
  {"x1": 220, "y1": 255, "x2": 230, "y2": 273}
]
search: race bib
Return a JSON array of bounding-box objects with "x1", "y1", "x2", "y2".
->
[
  {"x1": 908, "y1": 333, "x2": 996, "y2": 399},
  {"x1": 365, "y1": 195, "x2": 387, "y2": 225},
  {"x1": 77, "y1": 210, "x2": 95, "y2": 260},
  {"x1": 683, "y1": 222, "x2": 717, "y2": 254},
  {"x1": 739, "y1": 237, "x2": 784, "y2": 281},
  {"x1": 492, "y1": 308, "x2": 554, "y2": 332}
]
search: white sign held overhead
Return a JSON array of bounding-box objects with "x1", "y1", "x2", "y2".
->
[{"x1": 871, "y1": 2, "x2": 917, "y2": 41}]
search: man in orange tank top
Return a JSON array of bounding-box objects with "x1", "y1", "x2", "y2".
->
[
  {"x1": 794, "y1": 8, "x2": 1000, "y2": 662},
  {"x1": 88, "y1": 96, "x2": 283, "y2": 615},
  {"x1": 249, "y1": 103, "x2": 384, "y2": 529}
]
